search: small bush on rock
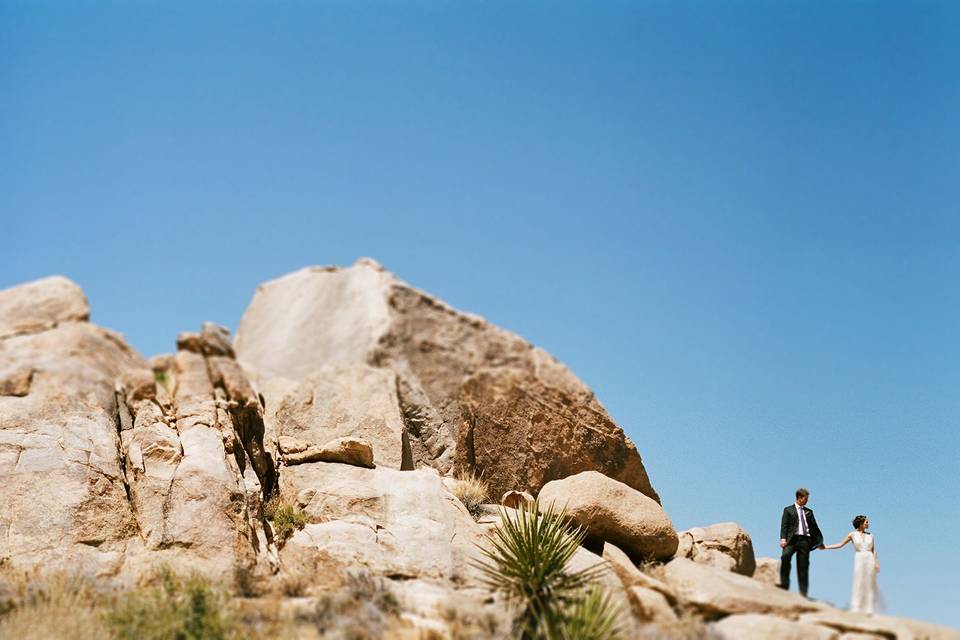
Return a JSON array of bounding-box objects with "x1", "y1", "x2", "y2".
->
[
  {"x1": 267, "y1": 497, "x2": 308, "y2": 544},
  {"x1": 312, "y1": 570, "x2": 401, "y2": 639},
  {"x1": 452, "y1": 472, "x2": 489, "y2": 519}
]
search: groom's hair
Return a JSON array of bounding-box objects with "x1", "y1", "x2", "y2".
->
[
  {"x1": 852, "y1": 515, "x2": 867, "y2": 529},
  {"x1": 795, "y1": 487, "x2": 810, "y2": 499}
]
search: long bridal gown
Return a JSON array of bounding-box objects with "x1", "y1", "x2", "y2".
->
[{"x1": 850, "y1": 531, "x2": 878, "y2": 614}]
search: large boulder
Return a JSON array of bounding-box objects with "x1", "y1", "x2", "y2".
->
[
  {"x1": 538, "y1": 471, "x2": 678, "y2": 561},
  {"x1": 0, "y1": 276, "x2": 89, "y2": 339},
  {"x1": 712, "y1": 613, "x2": 838, "y2": 639},
  {"x1": 234, "y1": 260, "x2": 658, "y2": 502},
  {"x1": 675, "y1": 522, "x2": 756, "y2": 576},
  {"x1": 662, "y1": 557, "x2": 824, "y2": 619}
]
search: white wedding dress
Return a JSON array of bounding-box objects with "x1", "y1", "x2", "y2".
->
[{"x1": 849, "y1": 531, "x2": 878, "y2": 613}]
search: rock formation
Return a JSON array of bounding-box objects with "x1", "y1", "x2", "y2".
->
[
  {"x1": 1, "y1": 264, "x2": 958, "y2": 640},
  {"x1": 234, "y1": 259, "x2": 658, "y2": 503}
]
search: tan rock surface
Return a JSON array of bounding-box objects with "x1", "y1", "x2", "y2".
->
[
  {"x1": 798, "y1": 610, "x2": 960, "y2": 640},
  {"x1": 0, "y1": 292, "x2": 140, "y2": 577},
  {"x1": 279, "y1": 461, "x2": 484, "y2": 584},
  {"x1": 662, "y1": 557, "x2": 824, "y2": 619},
  {"x1": 0, "y1": 276, "x2": 89, "y2": 339},
  {"x1": 538, "y1": 471, "x2": 678, "y2": 561},
  {"x1": 753, "y1": 556, "x2": 781, "y2": 586},
  {"x1": 627, "y1": 586, "x2": 678, "y2": 624},
  {"x1": 602, "y1": 543, "x2": 677, "y2": 604},
  {"x1": 280, "y1": 436, "x2": 375, "y2": 468},
  {"x1": 271, "y1": 363, "x2": 408, "y2": 470},
  {"x1": 234, "y1": 260, "x2": 658, "y2": 501},
  {"x1": 676, "y1": 522, "x2": 756, "y2": 576},
  {"x1": 712, "y1": 613, "x2": 838, "y2": 639}
]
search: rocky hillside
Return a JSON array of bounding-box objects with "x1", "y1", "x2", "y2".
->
[{"x1": 0, "y1": 259, "x2": 956, "y2": 639}]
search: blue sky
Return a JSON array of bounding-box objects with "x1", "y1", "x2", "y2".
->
[{"x1": 3, "y1": 0, "x2": 958, "y2": 627}]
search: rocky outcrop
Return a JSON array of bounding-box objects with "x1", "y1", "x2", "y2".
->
[
  {"x1": 676, "y1": 522, "x2": 756, "y2": 576},
  {"x1": 0, "y1": 277, "x2": 141, "y2": 577},
  {"x1": 0, "y1": 276, "x2": 89, "y2": 339},
  {"x1": 538, "y1": 471, "x2": 678, "y2": 561},
  {"x1": 271, "y1": 364, "x2": 409, "y2": 470},
  {"x1": 662, "y1": 557, "x2": 824, "y2": 619},
  {"x1": 712, "y1": 613, "x2": 838, "y2": 639},
  {"x1": 234, "y1": 260, "x2": 658, "y2": 502},
  {"x1": 117, "y1": 326, "x2": 278, "y2": 577},
  {"x1": 278, "y1": 461, "x2": 483, "y2": 586}
]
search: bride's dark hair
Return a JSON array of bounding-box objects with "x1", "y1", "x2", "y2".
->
[{"x1": 852, "y1": 515, "x2": 867, "y2": 529}]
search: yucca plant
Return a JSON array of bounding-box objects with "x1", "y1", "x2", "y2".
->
[
  {"x1": 546, "y1": 586, "x2": 621, "y2": 640},
  {"x1": 473, "y1": 500, "x2": 619, "y2": 640}
]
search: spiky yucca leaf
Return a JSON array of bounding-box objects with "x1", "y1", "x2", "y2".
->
[
  {"x1": 547, "y1": 586, "x2": 621, "y2": 640},
  {"x1": 473, "y1": 500, "x2": 608, "y2": 639}
]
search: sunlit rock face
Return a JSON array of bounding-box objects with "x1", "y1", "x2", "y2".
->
[{"x1": 235, "y1": 258, "x2": 659, "y2": 503}]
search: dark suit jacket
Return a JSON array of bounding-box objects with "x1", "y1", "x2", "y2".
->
[{"x1": 780, "y1": 504, "x2": 823, "y2": 548}]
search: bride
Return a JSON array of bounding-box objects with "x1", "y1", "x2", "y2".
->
[{"x1": 823, "y1": 515, "x2": 880, "y2": 613}]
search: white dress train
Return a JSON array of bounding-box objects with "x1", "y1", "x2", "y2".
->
[{"x1": 850, "y1": 531, "x2": 878, "y2": 614}]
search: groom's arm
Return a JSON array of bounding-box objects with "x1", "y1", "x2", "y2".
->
[{"x1": 779, "y1": 508, "x2": 790, "y2": 547}]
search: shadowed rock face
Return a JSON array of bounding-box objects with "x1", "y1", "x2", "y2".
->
[{"x1": 235, "y1": 259, "x2": 660, "y2": 502}]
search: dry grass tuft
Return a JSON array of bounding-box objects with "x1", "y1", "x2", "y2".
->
[{"x1": 451, "y1": 471, "x2": 489, "y2": 519}]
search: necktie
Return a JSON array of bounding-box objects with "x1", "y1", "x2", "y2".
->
[{"x1": 800, "y1": 508, "x2": 809, "y2": 535}]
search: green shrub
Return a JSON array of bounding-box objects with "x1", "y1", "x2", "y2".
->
[
  {"x1": 474, "y1": 500, "x2": 619, "y2": 640},
  {"x1": 108, "y1": 568, "x2": 240, "y2": 640},
  {"x1": 267, "y1": 498, "x2": 308, "y2": 544}
]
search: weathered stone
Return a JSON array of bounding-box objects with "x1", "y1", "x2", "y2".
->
[
  {"x1": 798, "y1": 610, "x2": 960, "y2": 640},
  {"x1": 0, "y1": 367, "x2": 33, "y2": 396},
  {"x1": 627, "y1": 586, "x2": 678, "y2": 624},
  {"x1": 538, "y1": 471, "x2": 678, "y2": 561},
  {"x1": 676, "y1": 522, "x2": 756, "y2": 576},
  {"x1": 0, "y1": 275, "x2": 88, "y2": 339},
  {"x1": 234, "y1": 260, "x2": 658, "y2": 502},
  {"x1": 662, "y1": 557, "x2": 824, "y2": 619},
  {"x1": 753, "y1": 556, "x2": 781, "y2": 586},
  {"x1": 0, "y1": 320, "x2": 142, "y2": 577},
  {"x1": 272, "y1": 364, "x2": 408, "y2": 470},
  {"x1": 500, "y1": 490, "x2": 534, "y2": 509},
  {"x1": 602, "y1": 542, "x2": 677, "y2": 604},
  {"x1": 279, "y1": 462, "x2": 484, "y2": 585},
  {"x1": 712, "y1": 613, "x2": 838, "y2": 639},
  {"x1": 282, "y1": 436, "x2": 375, "y2": 468},
  {"x1": 460, "y1": 366, "x2": 657, "y2": 503}
]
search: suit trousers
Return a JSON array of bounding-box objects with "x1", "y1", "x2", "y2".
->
[{"x1": 780, "y1": 535, "x2": 812, "y2": 596}]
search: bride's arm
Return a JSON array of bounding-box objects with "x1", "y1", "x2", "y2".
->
[
  {"x1": 822, "y1": 532, "x2": 851, "y2": 550},
  {"x1": 873, "y1": 540, "x2": 880, "y2": 572}
]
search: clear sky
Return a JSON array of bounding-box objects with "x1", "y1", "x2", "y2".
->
[{"x1": 3, "y1": 0, "x2": 958, "y2": 628}]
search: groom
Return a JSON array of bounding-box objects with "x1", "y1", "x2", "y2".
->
[{"x1": 779, "y1": 487, "x2": 824, "y2": 598}]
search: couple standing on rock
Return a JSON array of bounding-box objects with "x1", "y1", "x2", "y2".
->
[{"x1": 779, "y1": 487, "x2": 881, "y2": 614}]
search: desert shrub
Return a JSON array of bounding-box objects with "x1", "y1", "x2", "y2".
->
[
  {"x1": 267, "y1": 497, "x2": 308, "y2": 544},
  {"x1": 439, "y1": 596, "x2": 503, "y2": 640},
  {"x1": 474, "y1": 500, "x2": 619, "y2": 640},
  {"x1": 312, "y1": 570, "x2": 401, "y2": 639},
  {"x1": 549, "y1": 586, "x2": 621, "y2": 640},
  {"x1": 452, "y1": 471, "x2": 489, "y2": 519},
  {"x1": 0, "y1": 571, "x2": 110, "y2": 640},
  {"x1": 108, "y1": 568, "x2": 241, "y2": 640}
]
